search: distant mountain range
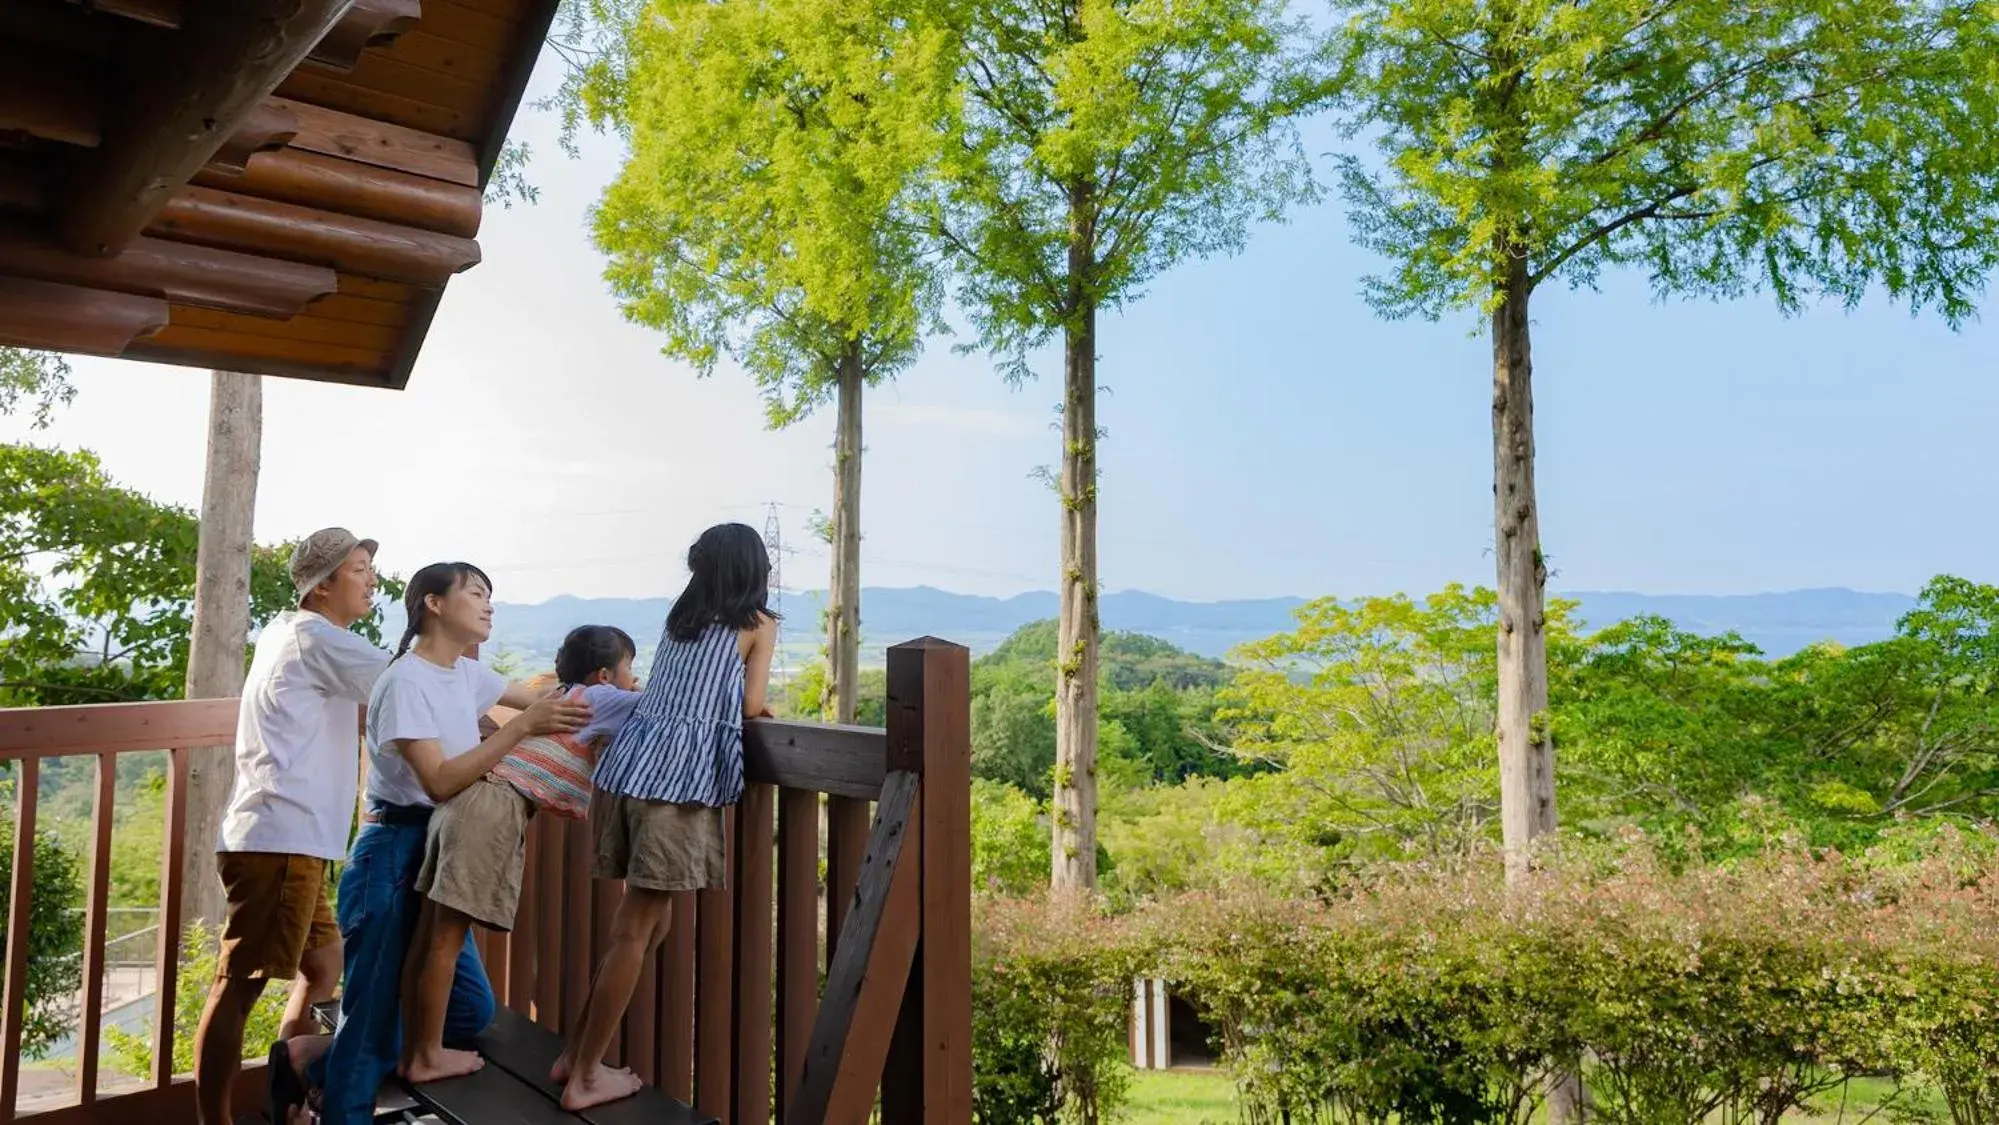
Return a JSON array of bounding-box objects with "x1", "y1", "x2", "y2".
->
[{"x1": 449, "y1": 585, "x2": 1919, "y2": 672}]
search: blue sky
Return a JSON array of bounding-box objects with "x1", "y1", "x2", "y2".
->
[{"x1": 5, "y1": 53, "x2": 1995, "y2": 605}]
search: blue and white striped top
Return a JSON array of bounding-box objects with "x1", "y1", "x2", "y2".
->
[{"x1": 592, "y1": 622, "x2": 746, "y2": 807}]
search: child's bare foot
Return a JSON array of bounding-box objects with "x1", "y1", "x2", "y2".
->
[
  {"x1": 561, "y1": 1064, "x2": 643, "y2": 1111},
  {"x1": 549, "y1": 1052, "x2": 572, "y2": 1085},
  {"x1": 402, "y1": 1047, "x2": 486, "y2": 1084}
]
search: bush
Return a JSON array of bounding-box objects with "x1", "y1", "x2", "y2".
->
[
  {"x1": 106, "y1": 920, "x2": 288, "y2": 1078},
  {"x1": 973, "y1": 895, "x2": 1135, "y2": 1124},
  {"x1": 1138, "y1": 833, "x2": 1999, "y2": 1125},
  {"x1": 0, "y1": 814, "x2": 84, "y2": 1059},
  {"x1": 972, "y1": 780, "x2": 1050, "y2": 896}
]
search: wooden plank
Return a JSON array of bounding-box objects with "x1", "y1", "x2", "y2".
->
[
  {"x1": 774, "y1": 787, "x2": 818, "y2": 1120},
  {"x1": 412, "y1": 1068, "x2": 574, "y2": 1125},
  {"x1": 168, "y1": 306, "x2": 405, "y2": 353},
  {"x1": 0, "y1": 44, "x2": 105, "y2": 148},
  {"x1": 470, "y1": 1008, "x2": 716, "y2": 1125},
  {"x1": 137, "y1": 324, "x2": 391, "y2": 373},
  {"x1": 591, "y1": 875, "x2": 619, "y2": 1065},
  {"x1": 506, "y1": 813, "x2": 537, "y2": 1018},
  {"x1": 472, "y1": 0, "x2": 557, "y2": 174},
  {"x1": 0, "y1": 2, "x2": 114, "y2": 61},
  {"x1": 625, "y1": 928, "x2": 658, "y2": 1086},
  {"x1": 152, "y1": 747, "x2": 190, "y2": 1087},
  {"x1": 733, "y1": 784, "x2": 776, "y2": 1123},
  {"x1": 194, "y1": 147, "x2": 483, "y2": 238},
  {"x1": 77, "y1": 752, "x2": 116, "y2": 1104},
  {"x1": 275, "y1": 72, "x2": 475, "y2": 141},
  {"x1": 379, "y1": 30, "x2": 509, "y2": 92},
  {"x1": 307, "y1": 0, "x2": 421, "y2": 73},
  {"x1": 532, "y1": 816, "x2": 561, "y2": 1030},
  {"x1": 661, "y1": 892, "x2": 696, "y2": 1104},
  {"x1": 149, "y1": 185, "x2": 481, "y2": 288},
  {"x1": 0, "y1": 275, "x2": 166, "y2": 356},
  {"x1": 0, "y1": 157, "x2": 45, "y2": 214},
  {"x1": 62, "y1": 0, "x2": 185, "y2": 29},
  {"x1": 1, "y1": 759, "x2": 38, "y2": 1120},
  {"x1": 412, "y1": 0, "x2": 523, "y2": 54},
  {"x1": 59, "y1": 0, "x2": 353, "y2": 257},
  {"x1": 300, "y1": 292, "x2": 412, "y2": 328},
  {"x1": 119, "y1": 341, "x2": 394, "y2": 388},
  {"x1": 787, "y1": 771, "x2": 923, "y2": 1125},
  {"x1": 561, "y1": 817, "x2": 591, "y2": 1037},
  {"x1": 745, "y1": 721, "x2": 887, "y2": 800},
  {"x1": 273, "y1": 97, "x2": 480, "y2": 188},
  {"x1": 693, "y1": 811, "x2": 734, "y2": 1121},
  {"x1": 825, "y1": 797, "x2": 870, "y2": 962},
  {"x1": 332, "y1": 40, "x2": 494, "y2": 116},
  {"x1": 205, "y1": 101, "x2": 302, "y2": 177},
  {"x1": 883, "y1": 639, "x2": 973, "y2": 1125},
  {"x1": 337, "y1": 272, "x2": 419, "y2": 301}
]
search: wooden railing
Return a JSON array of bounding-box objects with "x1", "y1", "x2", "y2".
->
[{"x1": 0, "y1": 635, "x2": 971, "y2": 1125}]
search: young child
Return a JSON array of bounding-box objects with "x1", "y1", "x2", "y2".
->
[
  {"x1": 554, "y1": 523, "x2": 778, "y2": 1110},
  {"x1": 399, "y1": 625, "x2": 644, "y2": 1083}
]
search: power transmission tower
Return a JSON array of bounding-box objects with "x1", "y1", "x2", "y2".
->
[{"x1": 764, "y1": 502, "x2": 786, "y2": 681}]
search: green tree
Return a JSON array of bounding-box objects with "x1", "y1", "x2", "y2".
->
[
  {"x1": 931, "y1": 0, "x2": 1323, "y2": 889},
  {"x1": 572, "y1": 0, "x2": 952, "y2": 726},
  {"x1": 0, "y1": 349, "x2": 74, "y2": 430},
  {"x1": 972, "y1": 779, "x2": 1053, "y2": 895},
  {"x1": 0, "y1": 812, "x2": 85, "y2": 1059},
  {"x1": 1330, "y1": 0, "x2": 1999, "y2": 877}
]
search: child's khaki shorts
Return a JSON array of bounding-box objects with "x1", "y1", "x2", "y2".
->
[
  {"x1": 591, "y1": 790, "x2": 727, "y2": 893},
  {"x1": 418, "y1": 776, "x2": 532, "y2": 931}
]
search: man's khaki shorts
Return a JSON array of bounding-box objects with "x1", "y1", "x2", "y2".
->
[
  {"x1": 215, "y1": 852, "x2": 338, "y2": 981},
  {"x1": 417, "y1": 776, "x2": 531, "y2": 932},
  {"x1": 591, "y1": 790, "x2": 727, "y2": 893}
]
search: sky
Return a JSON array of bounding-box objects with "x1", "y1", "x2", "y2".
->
[{"x1": 5, "y1": 53, "x2": 1997, "y2": 606}]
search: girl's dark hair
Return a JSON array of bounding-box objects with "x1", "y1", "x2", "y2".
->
[
  {"x1": 665, "y1": 523, "x2": 777, "y2": 642},
  {"x1": 555, "y1": 625, "x2": 637, "y2": 686},
  {"x1": 392, "y1": 561, "x2": 492, "y2": 661}
]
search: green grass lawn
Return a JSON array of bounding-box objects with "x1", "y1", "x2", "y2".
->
[{"x1": 1121, "y1": 1069, "x2": 1948, "y2": 1125}]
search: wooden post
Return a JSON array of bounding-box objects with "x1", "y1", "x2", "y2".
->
[
  {"x1": 880, "y1": 638, "x2": 972, "y2": 1125},
  {"x1": 181, "y1": 368, "x2": 262, "y2": 932}
]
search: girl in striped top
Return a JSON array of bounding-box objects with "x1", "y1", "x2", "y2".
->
[{"x1": 555, "y1": 523, "x2": 777, "y2": 1110}]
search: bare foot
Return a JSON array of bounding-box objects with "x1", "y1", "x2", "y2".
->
[
  {"x1": 402, "y1": 1047, "x2": 486, "y2": 1084},
  {"x1": 549, "y1": 1053, "x2": 572, "y2": 1085},
  {"x1": 561, "y1": 1064, "x2": 643, "y2": 1111}
]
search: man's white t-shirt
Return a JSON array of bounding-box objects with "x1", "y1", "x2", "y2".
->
[
  {"x1": 365, "y1": 653, "x2": 510, "y2": 809},
  {"x1": 217, "y1": 610, "x2": 391, "y2": 861}
]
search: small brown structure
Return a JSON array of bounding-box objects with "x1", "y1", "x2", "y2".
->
[{"x1": 0, "y1": 0, "x2": 556, "y2": 387}]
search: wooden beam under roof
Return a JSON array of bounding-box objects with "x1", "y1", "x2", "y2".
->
[{"x1": 58, "y1": 0, "x2": 357, "y2": 258}]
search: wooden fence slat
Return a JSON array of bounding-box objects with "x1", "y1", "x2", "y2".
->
[
  {"x1": 562, "y1": 817, "x2": 591, "y2": 1037},
  {"x1": 507, "y1": 814, "x2": 538, "y2": 1017},
  {"x1": 626, "y1": 928, "x2": 658, "y2": 1086},
  {"x1": 591, "y1": 874, "x2": 619, "y2": 1065},
  {"x1": 662, "y1": 890, "x2": 697, "y2": 1104},
  {"x1": 534, "y1": 816, "x2": 562, "y2": 1030},
  {"x1": 694, "y1": 810, "x2": 735, "y2": 1121},
  {"x1": 152, "y1": 746, "x2": 190, "y2": 1088},
  {"x1": 825, "y1": 796, "x2": 869, "y2": 962},
  {"x1": 733, "y1": 783, "x2": 776, "y2": 1124},
  {"x1": 2, "y1": 757, "x2": 40, "y2": 1121},
  {"x1": 78, "y1": 752, "x2": 117, "y2": 1103},
  {"x1": 786, "y1": 770, "x2": 923, "y2": 1125},
  {"x1": 774, "y1": 786, "x2": 819, "y2": 1120}
]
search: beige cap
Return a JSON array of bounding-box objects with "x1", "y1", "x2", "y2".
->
[{"x1": 290, "y1": 528, "x2": 378, "y2": 604}]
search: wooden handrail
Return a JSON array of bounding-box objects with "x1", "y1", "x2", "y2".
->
[{"x1": 0, "y1": 697, "x2": 236, "y2": 759}]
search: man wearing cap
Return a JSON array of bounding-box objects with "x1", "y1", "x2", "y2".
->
[{"x1": 194, "y1": 529, "x2": 388, "y2": 1125}]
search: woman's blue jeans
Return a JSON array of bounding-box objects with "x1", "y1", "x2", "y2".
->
[{"x1": 306, "y1": 819, "x2": 495, "y2": 1125}]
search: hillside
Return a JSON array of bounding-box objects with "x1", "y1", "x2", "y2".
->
[{"x1": 448, "y1": 585, "x2": 1918, "y2": 673}]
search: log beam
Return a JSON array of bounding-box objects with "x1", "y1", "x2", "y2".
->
[
  {"x1": 149, "y1": 185, "x2": 480, "y2": 287},
  {"x1": 0, "y1": 45, "x2": 104, "y2": 148},
  {"x1": 194, "y1": 147, "x2": 480, "y2": 238},
  {"x1": 59, "y1": 0, "x2": 356, "y2": 258},
  {"x1": 0, "y1": 159, "x2": 45, "y2": 213},
  {"x1": 0, "y1": 274, "x2": 167, "y2": 354},
  {"x1": 66, "y1": 0, "x2": 187, "y2": 29},
  {"x1": 271, "y1": 97, "x2": 479, "y2": 187},
  {"x1": 306, "y1": 0, "x2": 419, "y2": 71},
  {"x1": 0, "y1": 221, "x2": 338, "y2": 317},
  {"x1": 205, "y1": 102, "x2": 302, "y2": 176}
]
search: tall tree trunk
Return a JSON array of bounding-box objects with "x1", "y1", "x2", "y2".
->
[
  {"x1": 1492, "y1": 250, "x2": 1556, "y2": 884},
  {"x1": 182, "y1": 369, "x2": 263, "y2": 932},
  {"x1": 1052, "y1": 188, "x2": 1101, "y2": 891},
  {"x1": 824, "y1": 347, "x2": 864, "y2": 725}
]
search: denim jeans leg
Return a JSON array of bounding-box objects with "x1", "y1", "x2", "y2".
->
[
  {"x1": 440, "y1": 927, "x2": 496, "y2": 1045},
  {"x1": 307, "y1": 823, "x2": 423, "y2": 1125}
]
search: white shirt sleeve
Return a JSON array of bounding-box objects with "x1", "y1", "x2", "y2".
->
[
  {"x1": 303, "y1": 621, "x2": 391, "y2": 704},
  {"x1": 576, "y1": 684, "x2": 643, "y2": 747},
  {"x1": 467, "y1": 660, "x2": 509, "y2": 715},
  {"x1": 371, "y1": 672, "x2": 440, "y2": 750}
]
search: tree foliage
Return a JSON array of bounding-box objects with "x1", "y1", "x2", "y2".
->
[
  {"x1": 0, "y1": 815, "x2": 83, "y2": 1060},
  {"x1": 0, "y1": 349, "x2": 75, "y2": 431},
  {"x1": 574, "y1": 0, "x2": 952, "y2": 423}
]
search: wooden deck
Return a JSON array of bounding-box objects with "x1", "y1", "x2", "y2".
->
[{"x1": 0, "y1": 638, "x2": 973, "y2": 1125}]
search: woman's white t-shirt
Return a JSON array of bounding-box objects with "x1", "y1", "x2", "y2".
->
[{"x1": 364, "y1": 652, "x2": 509, "y2": 809}]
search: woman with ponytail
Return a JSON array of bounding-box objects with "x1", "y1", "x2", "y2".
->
[{"x1": 307, "y1": 562, "x2": 591, "y2": 1125}]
